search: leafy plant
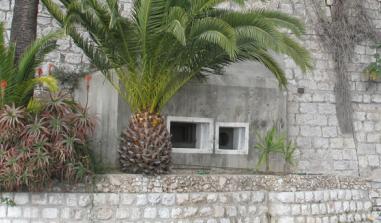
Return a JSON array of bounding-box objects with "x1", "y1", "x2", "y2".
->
[
  {"x1": 52, "y1": 66, "x2": 93, "y2": 93},
  {"x1": 255, "y1": 124, "x2": 296, "y2": 172},
  {"x1": 42, "y1": 0, "x2": 312, "y2": 174},
  {"x1": 0, "y1": 23, "x2": 62, "y2": 107},
  {"x1": 0, "y1": 197, "x2": 16, "y2": 206},
  {"x1": 0, "y1": 93, "x2": 96, "y2": 191},
  {"x1": 364, "y1": 49, "x2": 381, "y2": 81}
]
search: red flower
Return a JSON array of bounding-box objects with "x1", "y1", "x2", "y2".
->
[
  {"x1": 84, "y1": 74, "x2": 92, "y2": 82},
  {"x1": 0, "y1": 80, "x2": 7, "y2": 90},
  {"x1": 36, "y1": 68, "x2": 43, "y2": 77},
  {"x1": 84, "y1": 74, "x2": 92, "y2": 90}
]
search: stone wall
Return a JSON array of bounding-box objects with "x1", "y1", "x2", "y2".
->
[
  {"x1": 0, "y1": 174, "x2": 375, "y2": 223},
  {"x1": 3, "y1": 0, "x2": 381, "y2": 177},
  {"x1": 281, "y1": 0, "x2": 381, "y2": 178}
]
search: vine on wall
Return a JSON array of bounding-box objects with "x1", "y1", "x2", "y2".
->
[{"x1": 309, "y1": 0, "x2": 378, "y2": 134}]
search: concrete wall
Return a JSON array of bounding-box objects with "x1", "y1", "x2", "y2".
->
[
  {"x1": 115, "y1": 60, "x2": 287, "y2": 170},
  {"x1": 3, "y1": 0, "x2": 381, "y2": 177}
]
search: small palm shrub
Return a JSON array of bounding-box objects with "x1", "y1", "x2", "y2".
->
[
  {"x1": 255, "y1": 124, "x2": 296, "y2": 172},
  {"x1": 0, "y1": 94, "x2": 96, "y2": 191}
]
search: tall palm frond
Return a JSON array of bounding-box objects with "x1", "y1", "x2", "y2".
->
[
  {"x1": 0, "y1": 23, "x2": 62, "y2": 107},
  {"x1": 42, "y1": 0, "x2": 313, "y2": 113}
]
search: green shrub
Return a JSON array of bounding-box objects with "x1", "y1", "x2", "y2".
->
[{"x1": 255, "y1": 124, "x2": 296, "y2": 172}]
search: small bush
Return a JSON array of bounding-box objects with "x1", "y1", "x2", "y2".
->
[
  {"x1": 0, "y1": 94, "x2": 96, "y2": 191},
  {"x1": 255, "y1": 124, "x2": 296, "y2": 172}
]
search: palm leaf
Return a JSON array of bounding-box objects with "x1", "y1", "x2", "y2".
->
[{"x1": 42, "y1": 0, "x2": 312, "y2": 113}]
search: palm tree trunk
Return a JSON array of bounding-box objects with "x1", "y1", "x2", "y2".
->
[{"x1": 10, "y1": 0, "x2": 39, "y2": 63}]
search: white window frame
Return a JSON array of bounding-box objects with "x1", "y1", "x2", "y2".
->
[
  {"x1": 215, "y1": 122, "x2": 249, "y2": 155},
  {"x1": 167, "y1": 116, "x2": 214, "y2": 154}
]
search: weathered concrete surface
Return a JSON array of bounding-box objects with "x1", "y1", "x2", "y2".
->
[
  {"x1": 75, "y1": 73, "x2": 120, "y2": 168},
  {"x1": 117, "y1": 61, "x2": 288, "y2": 171}
]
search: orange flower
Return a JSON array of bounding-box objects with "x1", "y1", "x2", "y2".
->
[
  {"x1": 36, "y1": 67, "x2": 43, "y2": 77},
  {"x1": 84, "y1": 74, "x2": 92, "y2": 82},
  {"x1": 0, "y1": 80, "x2": 7, "y2": 90}
]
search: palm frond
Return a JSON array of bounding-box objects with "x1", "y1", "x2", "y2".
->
[
  {"x1": 17, "y1": 30, "x2": 63, "y2": 82},
  {"x1": 43, "y1": 0, "x2": 312, "y2": 113}
]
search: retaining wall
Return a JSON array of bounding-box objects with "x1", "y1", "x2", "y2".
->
[{"x1": 0, "y1": 174, "x2": 375, "y2": 223}]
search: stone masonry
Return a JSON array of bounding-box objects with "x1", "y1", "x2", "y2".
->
[{"x1": 0, "y1": 174, "x2": 375, "y2": 223}]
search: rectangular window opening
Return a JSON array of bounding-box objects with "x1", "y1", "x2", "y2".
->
[
  {"x1": 167, "y1": 116, "x2": 214, "y2": 154},
  {"x1": 215, "y1": 122, "x2": 249, "y2": 155}
]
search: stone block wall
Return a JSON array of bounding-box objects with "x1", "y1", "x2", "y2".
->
[
  {"x1": 268, "y1": 190, "x2": 372, "y2": 223},
  {"x1": 3, "y1": 0, "x2": 381, "y2": 177},
  {"x1": 0, "y1": 175, "x2": 375, "y2": 223},
  {"x1": 280, "y1": 0, "x2": 381, "y2": 178},
  {"x1": 0, "y1": 192, "x2": 268, "y2": 222}
]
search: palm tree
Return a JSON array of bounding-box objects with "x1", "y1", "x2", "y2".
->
[
  {"x1": 0, "y1": 23, "x2": 61, "y2": 107},
  {"x1": 42, "y1": 0, "x2": 312, "y2": 174},
  {"x1": 10, "y1": 0, "x2": 40, "y2": 63}
]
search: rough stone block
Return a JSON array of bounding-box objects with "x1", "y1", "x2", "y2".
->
[
  {"x1": 42, "y1": 208, "x2": 59, "y2": 219},
  {"x1": 270, "y1": 204, "x2": 291, "y2": 215},
  {"x1": 162, "y1": 194, "x2": 175, "y2": 206},
  {"x1": 276, "y1": 192, "x2": 295, "y2": 203},
  {"x1": 116, "y1": 208, "x2": 130, "y2": 219},
  {"x1": 291, "y1": 204, "x2": 301, "y2": 215},
  {"x1": 121, "y1": 194, "x2": 136, "y2": 205},
  {"x1": 295, "y1": 192, "x2": 305, "y2": 203},
  {"x1": 130, "y1": 208, "x2": 141, "y2": 220},
  {"x1": 171, "y1": 207, "x2": 182, "y2": 219},
  {"x1": 65, "y1": 194, "x2": 78, "y2": 207},
  {"x1": 190, "y1": 194, "x2": 207, "y2": 204},
  {"x1": 7, "y1": 207, "x2": 22, "y2": 218},
  {"x1": 206, "y1": 193, "x2": 218, "y2": 203},
  {"x1": 305, "y1": 192, "x2": 314, "y2": 202},
  {"x1": 300, "y1": 126, "x2": 322, "y2": 137},
  {"x1": 214, "y1": 206, "x2": 225, "y2": 217},
  {"x1": 48, "y1": 193, "x2": 64, "y2": 205},
  {"x1": 136, "y1": 194, "x2": 148, "y2": 206},
  {"x1": 31, "y1": 193, "x2": 48, "y2": 205},
  {"x1": 278, "y1": 217, "x2": 295, "y2": 223},
  {"x1": 147, "y1": 194, "x2": 161, "y2": 205},
  {"x1": 0, "y1": 206, "x2": 6, "y2": 218},
  {"x1": 60, "y1": 208, "x2": 71, "y2": 219},
  {"x1": 176, "y1": 194, "x2": 189, "y2": 205},
  {"x1": 14, "y1": 193, "x2": 29, "y2": 205},
  {"x1": 322, "y1": 127, "x2": 337, "y2": 138},
  {"x1": 158, "y1": 208, "x2": 170, "y2": 218},
  {"x1": 23, "y1": 207, "x2": 39, "y2": 219},
  {"x1": 143, "y1": 207, "x2": 157, "y2": 219},
  {"x1": 252, "y1": 192, "x2": 265, "y2": 203},
  {"x1": 108, "y1": 193, "x2": 120, "y2": 205},
  {"x1": 78, "y1": 194, "x2": 91, "y2": 207}
]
